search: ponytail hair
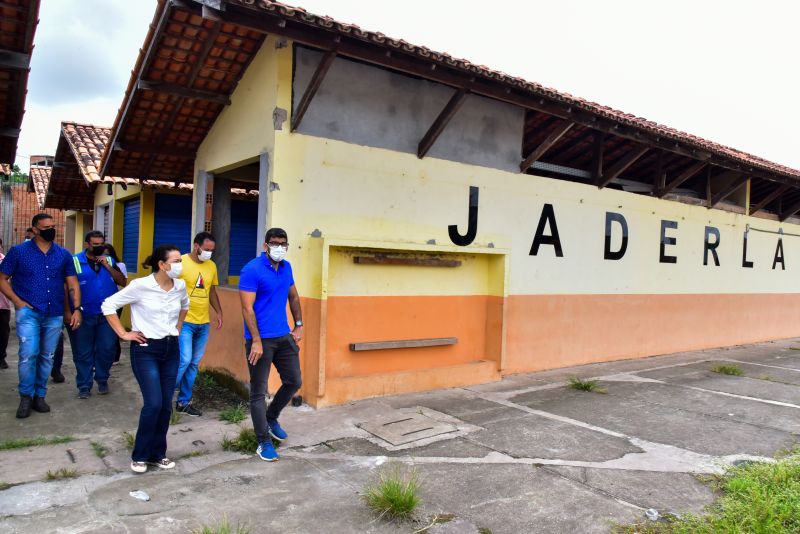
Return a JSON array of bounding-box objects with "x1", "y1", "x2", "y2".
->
[{"x1": 142, "y1": 244, "x2": 180, "y2": 272}]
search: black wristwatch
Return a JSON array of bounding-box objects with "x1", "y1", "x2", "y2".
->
[
  {"x1": 295, "y1": 320, "x2": 303, "y2": 327},
  {"x1": 76, "y1": 306, "x2": 84, "y2": 312}
]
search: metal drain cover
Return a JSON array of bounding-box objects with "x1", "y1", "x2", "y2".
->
[{"x1": 358, "y1": 412, "x2": 458, "y2": 446}]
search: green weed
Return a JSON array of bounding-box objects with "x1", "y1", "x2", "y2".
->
[
  {"x1": 122, "y1": 431, "x2": 135, "y2": 450},
  {"x1": 192, "y1": 515, "x2": 250, "y2": 534},
  {"x1": 90, "y1": 441, "x2": 109, "y2": 458},
  {"x1": 170, "y1": 410, "x2": 183, "y2": 425},
  {"x1": 221, "y1": 428, "x2": 259, "y2": 453},
  {"x1": 711, "y1": 364, "x2": 744, "y2": 376},
  {"x1": 45, "y1": 468, "x2": 78, "y2": 481},
  {"x1": 0, "y1": 435, "x2": 75, "y2": 450},
  {"x1": 362, "y1": 463, "x2": 421, "y2": 520},
  {"x1": 219, "y1": 403, "x2": 247, "y2": 424},
  {"x1": 568, "y1": 377, "x2": 606, "y2": 393}
]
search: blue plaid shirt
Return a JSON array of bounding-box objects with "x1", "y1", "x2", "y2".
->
[{"x1": 0, "y1": 240, "x2": 77, "y2": 317}]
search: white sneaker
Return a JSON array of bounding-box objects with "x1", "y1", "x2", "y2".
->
[
  {"x1": 147, "y1": 458, "x2": 175, "y2": 469},
  {"x1": 130, "y1": 461, "x2": 148, "y2": 473}
]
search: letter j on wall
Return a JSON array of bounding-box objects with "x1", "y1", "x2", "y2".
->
[{"x1": 449, "y1": 186, "x2": 479, "y2": 246}]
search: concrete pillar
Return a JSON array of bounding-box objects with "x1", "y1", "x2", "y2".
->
[
  {"x1": 256, "y1": 152, "x2": 270, "y2": 254},
  {"x1": 192, "y1": 169, "x2": 210, "y2": 241},
  {"x1": 64, "y1": 215, "x2": 76, "y2": 254},
  {"x1": 0, "y1": 184, "x2": 12, "y2": 249},
  {"x1": 212, "y1": 176, "x2": 231, "y2": 284}
]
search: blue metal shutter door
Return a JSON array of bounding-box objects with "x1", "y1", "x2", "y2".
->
[
  {"x1": 122, "y1": 199, "x2": 140, "y2": 273},
  {"x1": 229, "y1": 199, "x2": 259, "y2": 276},
  {"x1": 153, "y1": 194, "x2": 193, "y2": 254}
]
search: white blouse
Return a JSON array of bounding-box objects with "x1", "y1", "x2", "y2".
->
[{"x1": 101, "y1": 274, "x2": 189, "y2": 339}]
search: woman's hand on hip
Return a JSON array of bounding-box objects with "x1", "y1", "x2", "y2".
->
[{"x1": 121, "y1": 331, "x2": 148, "y2": 344}]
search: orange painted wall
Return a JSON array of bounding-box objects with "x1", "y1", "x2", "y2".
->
[{"x1": 504, "y1": 293, "x2": 800, "y2": 374}]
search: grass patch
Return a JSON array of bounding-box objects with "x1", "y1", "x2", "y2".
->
[
  {"x1": 362, "y1": 463, "x2": 421, "y2": 520},
  {"x1": 615, "y1": 452, "x2": 800, "y2": 533},
  {"x1": 0, "y1": 435, "x2": 75, "y2": 451},
  {"x1": 221, "y1": 428, "x2": 259, "y2": 453},
  {"x1": 196, "y1": 370, "x2": 217, "y2": 389},
  {"x1": 568, "y1": 377, "x2": 606, "y2": 393},
  {"x1": 45, "y1": 468, "x2": 78, "y2": 481},
  {"x1": 478, "y1": 529, "x2": 493, "y2": 534},
  {"x1": 219, "y1": 403, "x2": 247, "y2": 424},
  {"x1": 711, "y1": 364, "x2": 744, "y2": 376},
  {"x1": 0, "y1": 482, "x2": 11, "y2": 491},
  {"x1": 789, "y1": 347, "x2": 800, "y2": 351},
  {"x1": 192, "y1": 515, "x2": 250, "y2": 534},
  {"x1": 179, "y1": 449, "x2": 208, "y2": 460},
  {"x1": 122, "y1": 431, "x2": 135, "y2": 450},
  {"x1": 170, "y1": 410, "x2": 183, "y2": 426},
  {"x1": 90, "y1": 441, "x2": 109, "y2": 458}
]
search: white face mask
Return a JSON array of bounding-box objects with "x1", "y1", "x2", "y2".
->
[
  {"x1": 165, "y1": 262, "x2": 183, "y2": 279},
  {"x1": 198, "y1": 250, "x2": 213, "y2": 262},
  {"x1": 268, "y1": 246, "x2": 287, "y2": 262}
]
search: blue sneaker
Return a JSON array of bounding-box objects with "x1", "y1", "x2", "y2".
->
[
  {"x1": 267, "y1": 419, "x2": 288, "y2": 442},
  {"x1": 256, "y1": 440, "x2": 279, "y2": 462}
]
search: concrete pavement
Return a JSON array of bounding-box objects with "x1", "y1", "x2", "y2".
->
[{"x1": 1, "y1": 331, "x2": 799, "y2": 533}]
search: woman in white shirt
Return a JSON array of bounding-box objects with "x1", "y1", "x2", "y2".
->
[{"x1": 102, "y1": 244, "x2": 189, "y2": 474}]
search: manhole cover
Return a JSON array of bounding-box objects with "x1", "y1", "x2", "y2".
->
[{"x1": 358, "y1": 412, "x2": 458, "y2": 446}]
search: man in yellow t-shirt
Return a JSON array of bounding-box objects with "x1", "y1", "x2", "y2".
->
[{"x1": 175, "y1": 232, "x2": 222, "y2": 416}]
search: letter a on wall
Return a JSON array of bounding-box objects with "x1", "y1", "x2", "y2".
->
[
  {"x1": 449, "y1": 186, "x2": 479, "y2": 246},
  {"x1": 530, "y1": 204, "x2": 563, "y2": 257}
]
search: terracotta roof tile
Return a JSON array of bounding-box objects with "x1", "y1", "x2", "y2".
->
[
  {"x1": 28, "y1": 165, "x2": 50, "y2": 208},
  {"x1": 61, "y1": 122, "x2": 138, "y2": 185}
]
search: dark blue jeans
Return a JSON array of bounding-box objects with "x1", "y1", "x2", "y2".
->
[
  {"x1": 245, "y1": 334, "x2": 302, "y2": 444},
  {"x1": 130, "y1": 336, "x2": 179, "y2": 462},
  {"x1": 67, "y1": 313, "x2": 117, "y2": 393}
]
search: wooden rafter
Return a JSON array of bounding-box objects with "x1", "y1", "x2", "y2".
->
[
  {"x1": 291, "y1": 50, "x2": 337, "y2": 132},
  {"x1": 0, "y1": 50, "x2": 30, "y2": 70},
  {"x1": 658, "y1": 161, "x2": 706, "y2": 197},
  {"x1": 591, "y1": 131, "x2": 604, "y2": 181},
  {"x1": 137, "y1": 80, "x2": 231, "y2": 105},
  {"x1": 710, "y1": 175, "x2": 749, "y2": 207},
  {"x1": 520, "y1": 120, "x2": 575, "y2": 172},
  {"x1": 596, "y1": 146, "x2": 649, "y2": 188},
  {"x1": 750, "y1": 184, "x2": 791, "y2": 215},
  {"x1": 113, "y1": 141, "x2": 195, "y2": 159},
  {"x1": 418, "y1": 87, "x2": 468, "y2": 158},
  {"x1": 705, "y1": 165, "x2": 712, "y2": 207},
  {"x1": 780, "y1": 197, "x2": 800, "y2": 221},
  {"x1": 652, "y1": 150, "x2": 664, "y2": 194}
]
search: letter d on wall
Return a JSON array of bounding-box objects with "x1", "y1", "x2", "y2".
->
[
  {"x1": 604, "y1": 212, "x2": 628, "y2": 260},
  {"x1": 449, "y1": 186, "x2": 479, "y2": 246}
]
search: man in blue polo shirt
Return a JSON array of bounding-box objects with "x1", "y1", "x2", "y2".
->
[
  {"x1": 69, "y1": 231, "x2": 126, "y2": 399},
  {"x1": 239, "y1": 227, "x2": 303, "y2": 462},
  {"x1": 0, "y1": 213, "x2": 82, "y2": 418}
]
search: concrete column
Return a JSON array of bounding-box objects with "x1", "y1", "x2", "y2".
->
[
  {"x1": 192, "y1": 169, "x2": 210, "y2": 241},
  {"x1": 212, "y1": 176, "x2": 231, "y2": 285},
  {"x1": 256, "y1": 152, "x2": 270, "y2": 254},
  {"x1": 0, "y1": 184, "x2": 12, "y2": 249}
]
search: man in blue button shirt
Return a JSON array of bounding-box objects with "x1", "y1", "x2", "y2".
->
[
  {"x1": 239, "y1": 228, "x2": 303, "y2": 462},
  {"x1": 0, "y1": 213, "x2": 82, "y2": 418},
  {"x1": 69, "y1": 231, "x2": 126, "y2": 399}
]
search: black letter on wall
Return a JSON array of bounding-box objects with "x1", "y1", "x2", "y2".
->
[
  {"x1": 773, "y1": 238, "x2": 785, "y2": 270},
  {"x1": 448, "y1": 186, "x2": 478, "y2": 246},
  {"x1": 604, "y1": 212, "x2": 628, "y2": 260},
  {"x1": 703, "y1": 226, "x2": 721, "y2": 266},
  {"x1": 742, "y1": 232, "x2": 754, "y2": 268},
  {"x1": 659, "y1": 220, "x2": 678, "y2": 264},
  {"x1": 530, "y1": 204, "x2": 563, "y2": 257}
]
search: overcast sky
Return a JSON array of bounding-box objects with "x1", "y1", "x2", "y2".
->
[{"x1": 16, "y1": 0, "x2": 800, "y2": 172}]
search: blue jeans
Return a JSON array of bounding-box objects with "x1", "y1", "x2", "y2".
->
[
  {"x1": 16, "y1": 307, "x2": 62, "y2": 397},
  {"x1": 67, "y1": 313, "x2": 117, "y2": 392},
  {"x1": 176, "y1": 322, "x2": 210, "y2": 405},
  {"x1": 130, "y1": 336, "x2": 179, "y2": 463}
]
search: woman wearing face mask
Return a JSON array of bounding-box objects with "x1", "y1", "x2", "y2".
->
[{"x1": 101, "y1": 244, "x2": 189, "y2": 473}]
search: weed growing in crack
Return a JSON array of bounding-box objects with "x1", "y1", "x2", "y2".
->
[
  {"x1": 122, "y1": 431, "x2": 135, "y2": 450},
  {"x1": 192, "y1": 515, "x2": 250, "y2": 534},
  {"x1": 711, "y1": 364, "x2": 744, "y2": 376},
  {"x1": 219, "y1": 403, "x2": 247, "y2": 424},
  {"x1": 0, "y1": 435, "x2": 75, "y2": 450},
  {"x1": 90, "y1": 441, "x2": 109, "y2": 458},
  {"x1": 568, "y1": 377, "x2": 606, "y2": 393},
  {"x1": 45, "y1": 468, "x2": 78, "y2": 481},
  {"x1": 362, "y1": 463, "x2": 421, "y2": 520}
]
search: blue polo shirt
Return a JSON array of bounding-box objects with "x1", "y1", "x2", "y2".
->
[
  {"x1": 73, "y1": 251, "x2": 119, "y2": 316},
  {"x1": 0, "y1": 240, "x2": 77, "y2": 317},
  {"x1": 239, "y1": 253, "x2": 294, "y2": 340}
]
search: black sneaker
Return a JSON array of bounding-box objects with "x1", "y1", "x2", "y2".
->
[
  {"x1": 175, "y1": 402, "x2": 202, "y2": 417},
  {"x1": 32, "y1": 396, "x2": 50, "y2": 413},
  {"x1": 97, "y1": 382, "x2": 109, "y2": 395},
  {"x1": 78, "y1": 390, "x2": 91, "y2": 399},
  {"x1": 16, "y1": 395, "x2": 32, "y2": 418},
  {"x1": 51, "y1": 369, "x2": 65, "y2": 383},
  {"x1": 0, "y1": 359, "x2": 8, "y2": 369}
]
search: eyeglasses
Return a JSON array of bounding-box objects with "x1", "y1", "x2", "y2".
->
[{"x1": 267, "y1": 242, "x2": 289, "y2": 249}]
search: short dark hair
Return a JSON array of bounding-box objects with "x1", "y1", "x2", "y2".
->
[
  {"x1": 31, "y1": 213, "x2": 53, "y2": 227},
  {"x1": 25, "y1": 227, "x2": 33, "y2": 233},
  {"x1": 84, "y1": 230, "x2": 105, "y2": 243},
  {"x1": 193, "y1": 231, "x2": 215, "y2": 246},
  {"x1": 142, "y1": 244, "x2": 180, "y2": 272},
  {"x1": 264, "y1": 227, "x2": 288, "y2": 243},
  {"x1": 104, "y1": 243, "x2": 121, "y2": 262}
]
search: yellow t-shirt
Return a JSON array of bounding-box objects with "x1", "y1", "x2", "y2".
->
[{"x1": 180, "y1": 253, "x2": 219, "y2": 325}]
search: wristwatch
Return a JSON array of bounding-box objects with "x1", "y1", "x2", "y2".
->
[
  {"x1": 295, "y1": 320, "x2": 303, "y2": 327},
  {"x1": 76, "y1": 306, "x2": 84, "y2": 312}
]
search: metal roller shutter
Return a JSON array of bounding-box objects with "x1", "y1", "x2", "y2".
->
[
  {"x1": 229, "y1": 199, "x2": 259, "y2": 276},
  {"x1": 153, "y1": 194, "x2": 192, "y2": 254},
  {"x1": 122, "y1": 199, "x2": 140, "y2": 273}
]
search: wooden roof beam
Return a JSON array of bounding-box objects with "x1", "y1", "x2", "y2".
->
[
  {"x1": 591, "y1": 131, "x2": 604, "y2": 182},
  {"x1": 658, "y1": 161, "x2": 706, "y2": 197},
  {"x1": 596, "y1": 146, "x2": 649, "y2": 188},
  {"x1": 780, "y1": 197, "x2": 800, "y2": 221},
  {"x1": 291, "y1": 49, "x2": 337, "y2": 132},
  {"x1": 750, "y1": 184, "x2": 791, "y2": 215},
  {"x1": 709, "y1": 174, "x2": 749, "y2": 208},
  {"x1": 418, "y1": 87, "x2": 468, "y2": 158},
  {"x1": 137, "y1": 80, "x2": 231, "y2": 106},
  {"x1": 0, "y1": 50, "x2": 30, "y2": 70},
  {"x1": 520, "y1": 120, "x2": 575, "y2": 172},
  {"x1": 113, "y1": 141, "x2": 195, "y2": 159}
]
